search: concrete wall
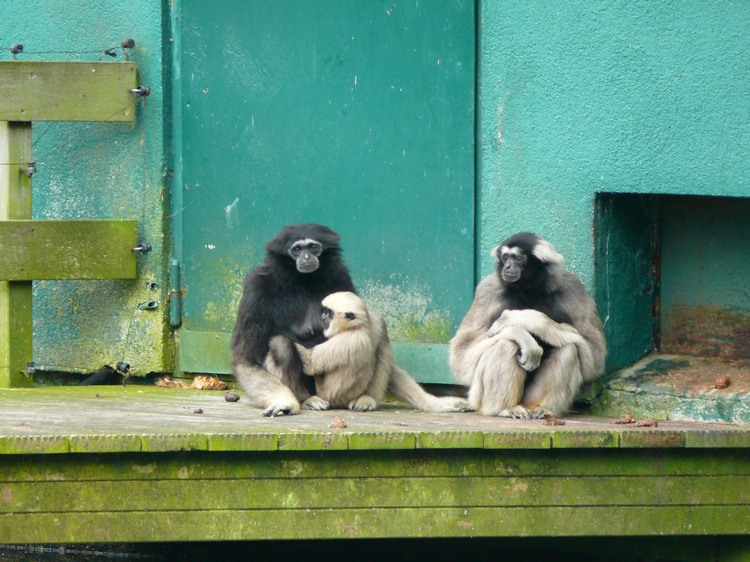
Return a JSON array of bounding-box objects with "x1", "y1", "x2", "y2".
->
[
  {"x1": 478, "y1": 1, "x2": 750, "y2": 278},
  {"x1": 478, "y1": 1, "x2": 750, "y2": 370},
  {"x1": 0, "y1": 0, "x2": 171, "y2": 376}
]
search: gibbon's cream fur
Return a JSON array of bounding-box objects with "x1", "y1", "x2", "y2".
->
[
  {"x1": 290, "y1": 292, "x2": 469, "y2": 413},
  {"x1": 450, "y1": 232, "x2": 606, "y2": 419},
  {"x1": 294, "y1": 292, "x2": 388, "y2": 411}
]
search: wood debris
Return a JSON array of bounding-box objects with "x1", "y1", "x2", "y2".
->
[
  {"x1": 613, "y1": 413, "x2": 658, "y2": 427},
  {"x1": 714, "y1": 375, "x2": 731, "y2": 389},
  {"x1": 328, "y1": 416, "x2": 348, "y2": 429},
  {"x1": 614, "y1": 413, "x2": 636, "y2": 425},
  {"x1": 156, "y1": 375, "x2": 228, "y2": 390},
  {"x1": 543, "y1": 413, "x2": 566, "y2": 426}
]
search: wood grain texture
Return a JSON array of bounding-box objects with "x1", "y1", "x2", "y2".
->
[
  {"x1": 0, "y1": 122, "x2": 32, "y2": 387},
  {"x1": 0, "y1": 61, "x2": 137, "y2": 122},
  {"x1": 0, "y1": 219, "x2": 137, "y2": 280}
]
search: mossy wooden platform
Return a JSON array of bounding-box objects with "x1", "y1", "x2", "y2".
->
[{"x1": 0, "y1": 386, "x2": 748, "y2": 554}]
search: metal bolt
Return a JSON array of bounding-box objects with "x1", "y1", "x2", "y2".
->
[
  {"x1": 130, "y1": 85, "x2": 151, "y2": 97},
  {"x1": 132, "y1": 243, "x2": 152, "y2": 254},
  {"x1": 115, "y1": 362, "x2": 131, "y2": 374},
  {"x1": 137, "y1": 300, "x2": 159, "y2": 311},
  {"x1": 19, "y1": 162, "x2": 36, "y2": 178}
]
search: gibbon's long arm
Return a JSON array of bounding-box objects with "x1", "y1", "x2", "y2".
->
[{"x1": 295, "y1": 332, "x2": 373, "y2": 377}]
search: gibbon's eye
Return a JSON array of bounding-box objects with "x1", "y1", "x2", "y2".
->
[
  {"x1": 344, "y1": 312, "x2": 356, "y2": 320},
  {"x1": 291, "y1": 244, "x2": 302, "y2": 255},
  {"x1": 321, "y1": 307, "x2": 333, "y2": 320},
  {"x1": 513, "y1": 253, "x2": 527, "y2": 264},
  {"x1": 308, "y1": 243, "x2": 322, "y2": 256}
]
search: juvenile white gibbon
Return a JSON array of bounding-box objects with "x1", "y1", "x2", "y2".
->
[
  {"x1": 293, "y1": 292, "x2": 388, "y2": 411},
  {"x1": 277, "y1": 291, "x2": 468, "y2": 413},
  {"x1": 450, "y1": 232, "x2": 606, "y2": 419}
]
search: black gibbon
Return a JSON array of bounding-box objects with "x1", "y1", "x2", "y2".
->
[
  {"x1": 232, "y1": 224, "x2": 469, "y2": 416},
  {"x1": 450, "y1": 232, "x2": 606, "y2": 418},
  {"x1": 231, "y1": 223, "x2": 356, "y2": 417}
]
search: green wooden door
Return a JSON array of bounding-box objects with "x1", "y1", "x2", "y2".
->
[{"x1": 176, "y1": 0, "x2": 475, "y2": 383}]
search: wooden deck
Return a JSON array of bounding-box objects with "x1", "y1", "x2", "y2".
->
[{"x1": 0, "y1": 385, "x2": 749, "y2": 554}]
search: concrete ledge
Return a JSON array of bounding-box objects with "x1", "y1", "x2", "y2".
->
[{"x1": 591, "y1": 353, "x2": 750, "y2": 424}]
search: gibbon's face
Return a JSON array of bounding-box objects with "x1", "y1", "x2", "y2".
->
[
  {"x1": 320, "y1": 292, "x2": 369, "y2": 337},
  {"x1": 492, "y1": 233, "x2": 561, "y2": 288},
  {"x1": 288, "y1": 238, "x2": 324, "y2": 273},
  {"x1": 497, "y1": 245, "x2": 529, "y2": 284}
]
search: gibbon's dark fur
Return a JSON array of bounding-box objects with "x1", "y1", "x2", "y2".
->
[
  {"x1": 450, "y1": 232, "x2": 606, "y2": 418},
  {"x1": 231, "y1": 223, "x2": 355, "y2": 416},
  {"x1": 233, "y1": 224, "x2": 469, "y2": 417}
]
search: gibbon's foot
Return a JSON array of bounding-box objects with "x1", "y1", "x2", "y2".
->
[
  {"x1": 498, "y1": 405, "x2": 533, "y2": 419},
  {"x1": 302, "y1": 395, "x2": 330, "y2": 411},
  {"x1": 349, "y1": 395, "x2": 377, "y2": 412},
  {"x1": 528, "y1": 407, "x2": 554, "y2": 419},
  {"x1": 516, "y1": 344, "x2": 542, "y2": 372},
  {"x1": 262, "y1": 399, "x2": 301, "y2": 417}
]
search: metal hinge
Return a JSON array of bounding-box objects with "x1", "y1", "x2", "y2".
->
[{"x1": 169, "y1": 258, "x2": 183, "y2": 328}]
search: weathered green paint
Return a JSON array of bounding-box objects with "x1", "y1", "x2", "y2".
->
[
  {"x1": 0, "y1": 220, "x2": 137, "y2": 280},
  {"x1": 0, "y1": 61, "x2": 137, "y2": 122},
  {"x1": 176, "y1": 0, "x2": 475, "y2": 383},
  {"x1": 0, "y1": 122, "x2": 33, "y2": 388},
  {"x1": 594, "y1": 193, "x2": 660, "y2": 372},
  {"x1": 178, "y1": 329, "x2": 456, "y2": 385},
  {"x1": 0, "y1": 0, "x2": 171, "y2": 378}
]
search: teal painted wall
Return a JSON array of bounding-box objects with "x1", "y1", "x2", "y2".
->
[
  {"x1": 479, "y1": 1, "x2": 750, "y2": 279},
  {"x1": 478, "y1": 2, "x2": 750, "y2": 370},
  {"x1": 0, "y1": 1, "x2": 171, "y2": 376},
  {"x1": 3, "y1": 1, "x2": 750, "y2": 378}
]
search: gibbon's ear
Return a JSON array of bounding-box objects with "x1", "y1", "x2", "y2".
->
[
  {"x1": 531, "y1": 238, "x2": 564, "y2": 265},
  {"x1": 314, "y1": 226, "x2": 341, "y2": 249},
  {"x1": 490, "y1": 245, "x2": 502, "y2": 261},
  {"x1": 344, "y1": 312, "x2": 356, "y2": 320}
]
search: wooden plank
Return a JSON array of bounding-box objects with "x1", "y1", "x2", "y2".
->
[
  {"x1": 1, "y1": 475, "x2": 747, "y2": 514},
  {"x1": 0, "y1": 62, "x2": 137, "y2": 122},
  {"x1": 0, "y1": 122, "x2": 32, "y2": 388},
  {"x1": 0, "y1": 505, "x2": 748, "y2": 543},
  {"x1": 1, "y1": 387, "x2": 750, "y2": 454},
  {"x1": 0, "y1": 220, "x2": 138, "y2": 280}
]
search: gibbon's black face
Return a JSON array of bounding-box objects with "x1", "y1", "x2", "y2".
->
[
  {"x1": 494, "y1": 233, "x2": 546, "y2": 288},
  {"x1": 288, "y1": 238, "x2": 323, "y2": 273},
  {"x1": 499, "y1": 246, "x2": 528, "y2": 284},
  {"x1": 320, "y1": 306, "x2": 355, "y2": 331}
]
